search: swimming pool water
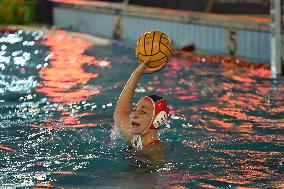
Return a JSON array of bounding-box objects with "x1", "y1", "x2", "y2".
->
[{"x1": 0, "y1": 30, "x2": 283, "y2": 188}]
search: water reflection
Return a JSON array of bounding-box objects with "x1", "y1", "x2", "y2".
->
[
  {"x1": 0, "y1": 29, "x2": 283, "y2": 188},
  {"x1": 34, "y1": 30, "x2": 111, "y2": 129},
  {"x1": 143, "y1": 56, "x2": 284, "y2": 188},
  {"x1": 35, "y1": 30, "x2": 107, "y2": 104}
]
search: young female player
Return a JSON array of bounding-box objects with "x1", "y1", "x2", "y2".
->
[{"x1": 114, "y1": 59, "x2": 169, "y2": 162}]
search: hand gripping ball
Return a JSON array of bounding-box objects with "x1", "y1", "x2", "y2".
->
[{"x1": 135, "y1": 31, "x2": 173, "y2": 68}]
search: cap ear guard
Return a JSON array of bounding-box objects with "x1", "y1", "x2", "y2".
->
[
  {"x1": 148, "y1": 98, "x2": 168, "y2": 130},
  {"x1": 153, "y1": 111, "x2": 168, "y2": 129}
]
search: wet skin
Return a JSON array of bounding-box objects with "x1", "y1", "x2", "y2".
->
[{"x1": 130, "y1": 97, "x2": 154, "y2": 135}]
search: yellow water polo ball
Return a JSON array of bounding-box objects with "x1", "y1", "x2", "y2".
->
[{"x1": 135, "y1": 31, "x2": 173, "y2": 68}]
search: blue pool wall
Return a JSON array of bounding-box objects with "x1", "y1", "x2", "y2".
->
[{"x1": 52, "y1": 3, "x2": 283, "y2": 64}]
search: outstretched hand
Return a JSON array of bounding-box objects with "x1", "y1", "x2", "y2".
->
[{"x1": 136, "y1": 59, "x2": 166, "y2": 74}]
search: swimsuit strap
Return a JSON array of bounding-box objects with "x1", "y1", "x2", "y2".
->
[{"x1": 144, "y1": 139, "x2": 161, "y2": 147}]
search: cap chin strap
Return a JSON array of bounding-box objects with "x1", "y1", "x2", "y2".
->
[
  {"x1": 131, "y1": 123, "x2": 151, "y2": 150},
  {"x1": 131, "y1": 135, "x2": 143, "y2": 150}
]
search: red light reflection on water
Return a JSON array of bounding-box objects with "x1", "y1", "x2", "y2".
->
[
  {"x1": 51, "y1": 171, "x2": 76, "y2": 175},
  {"x1": 147, "y1": 58, "x2": 199, "y2": 103},
  {"x1": 32, "y1": 109, "x2": 96, "y2": 130},
  {"x1": 168, "y1": 185, "x2": 188, "y2": 189},
  {"x1": 32, "y1": 171, "x2": 75, "y2": 189},
  {"x1": 152, "y1": 55, "x2": 284, "y2": 133},
  {"x1": 34, "y1": 30, "x2": 110, "y2": 129},
  {"x1": 161, "y1": 173, "x2": 200, "y2": 186},
  {"x1": 161, "y1": 172, "x2": 212, "y2": 188},
  {"x1": 0, "y1": 145, "x2": 13, "y2": 152},
  {"x1": 210, "y1": 149, "x2": 283, "y2": 186},
  {"x1": 198, "y1": 183, "x2": 220, "y2": 189},
  {"x1": 36, "y1": 30, "x2": 105, "y2": 104},
  {"x1": 150, "y1": 55, "x2": 283, "y2": 187},
  {"x1": 33, "y1": 183, "x2": 58, "y2": 189}
]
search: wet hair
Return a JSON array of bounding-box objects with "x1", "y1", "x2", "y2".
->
[{"x1": 147, "y1": 95, "x2": 164, "y2": 102}]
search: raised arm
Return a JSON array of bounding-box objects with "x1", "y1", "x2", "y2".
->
[
  {"x1": 113, "y1": 63, "x2": 145, "y2": 141},
  {"x1": 114, "y1": 59, "x2": 165, "y2": 141}
]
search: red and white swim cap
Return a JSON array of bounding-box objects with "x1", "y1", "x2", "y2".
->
[{"x1": 144, "y1": 95, "x2": 169, "y2": 130}]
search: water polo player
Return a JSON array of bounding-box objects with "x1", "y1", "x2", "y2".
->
[{"x1": 114, "y1": 59, "x2": 168, "y2": 162}]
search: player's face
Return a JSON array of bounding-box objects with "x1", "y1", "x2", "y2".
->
[{"x1": 130, "y1": 97, "x2": 154, "y2": 135}]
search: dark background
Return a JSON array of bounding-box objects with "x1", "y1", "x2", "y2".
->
[{"x1": 35, "y1": 0, "x2": 279, "y2": 25}]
